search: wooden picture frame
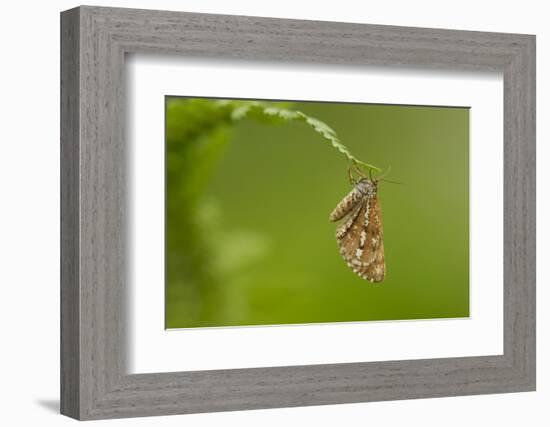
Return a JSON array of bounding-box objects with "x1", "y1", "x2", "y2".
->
[{"x1": 60, "y1": 5, "x2": 536, "y2": 420}]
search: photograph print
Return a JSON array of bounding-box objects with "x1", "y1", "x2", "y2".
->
[{"x1": 165, "y1": 97, "x2": 469, "y2": 329}]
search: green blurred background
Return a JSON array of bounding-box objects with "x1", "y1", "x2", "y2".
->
[{"x1": 165, "y1": 97, "x2": 469, "y2": 329}]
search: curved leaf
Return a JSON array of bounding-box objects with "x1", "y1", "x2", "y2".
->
[{"x1": 220, "y1": 101, "x2": 381, "y2": 172}]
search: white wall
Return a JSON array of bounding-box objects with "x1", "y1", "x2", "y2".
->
[{"x1": 0, "y1": 0, "x2": 546, "y2": 425}]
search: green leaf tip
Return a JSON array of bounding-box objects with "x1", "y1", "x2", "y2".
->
[{"x1": 195, "y1": 99, "x2": 382, "y2": 174}]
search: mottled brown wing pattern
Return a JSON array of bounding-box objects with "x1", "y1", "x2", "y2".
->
[
  {"x1": 330, "y1": 180, "x2": 385, "y2": 283},
  {"x1": 329, "y1": 187, "x2": 364, "y2": 222}
]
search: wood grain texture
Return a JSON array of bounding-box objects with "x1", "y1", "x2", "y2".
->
[
  {"x1": 60, "y1": 5, "x2": 536, "y2": 420},
  {"x1": 60, "y1": 7, "x2": 80, "y2": 419}
]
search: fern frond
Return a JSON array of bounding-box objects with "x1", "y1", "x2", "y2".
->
[{"x1": 220, "y1": 101, "x2": 381, "y2": 173}]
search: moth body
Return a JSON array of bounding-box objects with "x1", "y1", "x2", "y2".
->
[{"x1": 330, "y1": 178, "x2": 386, "y2": 282}]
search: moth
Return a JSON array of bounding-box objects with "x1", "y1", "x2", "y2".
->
[{"x1": 329, "y1": 171, "x2": 385, "y2": 283}]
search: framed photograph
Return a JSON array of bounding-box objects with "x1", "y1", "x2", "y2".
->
[{"x1": 60, "y1": 5, "x2": 536, "y2": 420}]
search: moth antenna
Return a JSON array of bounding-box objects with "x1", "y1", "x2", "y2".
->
[
  {"x1": 379, "y1": 178, "x2": 404, "y2": 185},
  {"x1": 376, "y1": 165, "x2": 392, "y2": 181}
]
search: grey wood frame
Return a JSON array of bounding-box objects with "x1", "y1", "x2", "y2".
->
[{"x1": 60, "y1": 5, "x2": 536, "y2": 420}]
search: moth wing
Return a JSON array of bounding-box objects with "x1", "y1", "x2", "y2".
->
[
  {"x1": 361, "y1": 196, "x2": 385, "y2": 282},
  {"x1": 335, "y1": 200, "x2": 364, "y2": 240},
  {"x1": 329, "y1": 187, "x2": 363, "y2": 222},
  {"x1": 336, "y1": 196, "x2": 385, "y2": 282}
]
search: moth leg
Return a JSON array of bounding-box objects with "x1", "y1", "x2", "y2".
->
[{"x1": 347, "y1": 166, "x2": 355, "y2": 185}]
